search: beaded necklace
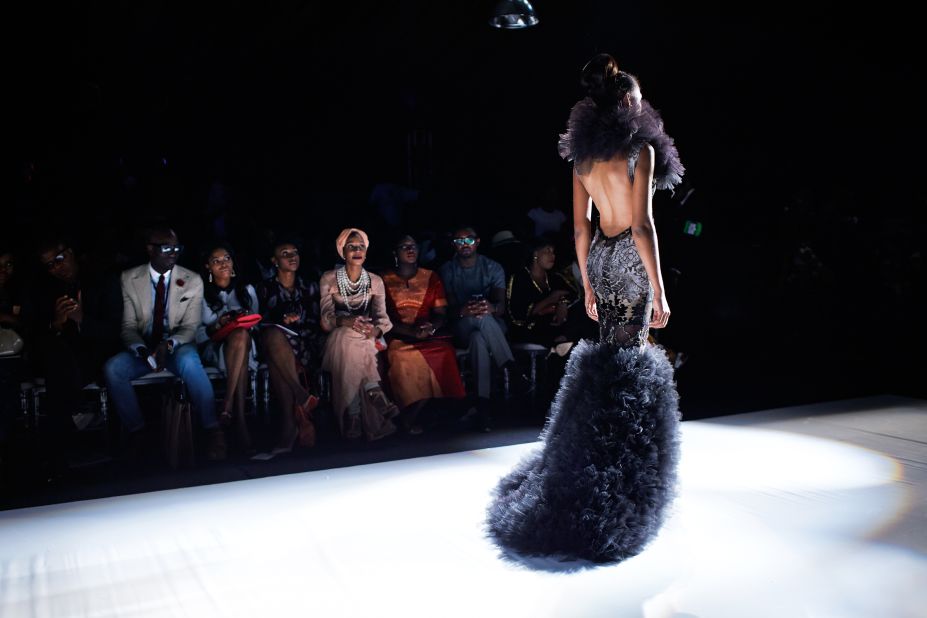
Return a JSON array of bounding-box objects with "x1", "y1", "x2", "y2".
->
[{"x1": 336, "y1": 266, "x2": 371, "y2": 312}]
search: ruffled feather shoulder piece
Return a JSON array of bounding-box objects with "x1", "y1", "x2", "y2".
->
[{"x1": 558, "y1": 97, "x2": 684, "y2": 191}]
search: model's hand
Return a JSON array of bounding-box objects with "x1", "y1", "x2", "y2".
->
[
  {"x1": 584, "y1": 286, "x2": 598, "y2": 322},
  {"x1": 651, "y1": 295, "x2": 670, "y2": 329}
]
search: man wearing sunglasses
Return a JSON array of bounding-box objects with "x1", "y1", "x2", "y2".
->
[
  {"x1": 103, "y1": 225, "x2": 225, "y2": 461},
  {"x1": 33, "y1": 239, "x2": 122, "y2": 468},
  {"x1": 439, "y1": 226, "x2": 519, "y2": 432}
]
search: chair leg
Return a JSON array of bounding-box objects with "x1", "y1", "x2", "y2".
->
[
  {"x1": 262, "y1": 369, "x2": 271, "y2": 419},
  {"x1": 33, "y1": 388, "x2": 42, "y2": 429},
  {"x1": 249, "y1": 370, "x2": 258, "y2": 416},
  {"x1": 20, "y1": 385, "x2": 32, "y2": 430}
]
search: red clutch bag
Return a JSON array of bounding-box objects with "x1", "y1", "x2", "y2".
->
[{"x1": 210, "y1": 313, "x2": 262, "y2": 342}]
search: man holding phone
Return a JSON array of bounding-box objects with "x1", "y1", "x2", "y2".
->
[
  {"x1": 439, "y1": 226, "x2": 518, "y2": 431},
  {"x1": 33, "y1": 239, "x2": 122, "y2": 470}
]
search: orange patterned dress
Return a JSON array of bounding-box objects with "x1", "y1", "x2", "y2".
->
[{"x1": 382, "y1": 268, "x2": 466, "y2": 408}]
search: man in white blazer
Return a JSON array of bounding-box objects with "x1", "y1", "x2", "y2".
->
[{"x1": 103, "y1": 225, "x2": 225, "y2": 460}]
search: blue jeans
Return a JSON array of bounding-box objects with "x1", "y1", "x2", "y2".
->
[{"x1": 103, "y1": 344, "x2": 217, "y2": 433}]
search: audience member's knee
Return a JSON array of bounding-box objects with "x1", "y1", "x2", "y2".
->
[
  {"x1": 470, "y1": 331, "x2": 487, "y2": 349},
  {"x1": 226, "y1": 327, "x2": 250, "y2": 349},
  {"x1": 103, "y1": 353, "x2": 128, "y2": 382},
  {"x1": 174, "y1": 344, "x2": 203, "y2": 371},
  {"x1": 261, "y1": 326, "x2": 285, "y2": 348}
]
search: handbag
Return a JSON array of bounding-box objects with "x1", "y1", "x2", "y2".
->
[
  {"x1": 0, "y1": 328, "x2": 25, "y2": 356},
  {"x1": 161, "y1": 390, "x2": 195, "y2": 469},
  {"x1": 210, "y1": 313, "x2": 263, "y2": 342}
]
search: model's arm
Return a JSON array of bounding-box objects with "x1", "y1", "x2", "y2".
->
[
  {"x1": 629, "y1": 144, "x2": 670, "y2": 329},
  {"x1": 572, "y1": 169, "x2": 597, "y2": 321}
]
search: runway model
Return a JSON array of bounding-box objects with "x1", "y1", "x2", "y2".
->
[{"x1": 487, "y1": 54, "x2": 685, "y2": 562}]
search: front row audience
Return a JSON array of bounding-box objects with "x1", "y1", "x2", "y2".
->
[
  {"x1": 383, "y1": 235, "x2": 465, "y2": 435},
  {"x1": 3, "y1": 222, "x2": 597, "y2": 471},
  {"x1": 33, "y1": 240, "x2": 122, "y2": 469},
  {"x1": 199, "y1": 243, "x2": 259, "y2": 453},
  {"x1": 102, "y1": 227, "x2": 225, "y2": 460},
  {"x1": 258, "y1": 239, "x2": 321, "y2": 453},
  {"x1": 439, "y1": 227, "x2": 517, "y2": 431},
  {"x1": 320, "y1": 229, "x2": 397, "y2": 441}
]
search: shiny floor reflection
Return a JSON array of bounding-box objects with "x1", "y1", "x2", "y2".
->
[{"x1": 1, "y1": 396, "x2": 924, "y2": 618}]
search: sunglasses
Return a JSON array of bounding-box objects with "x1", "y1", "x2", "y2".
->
[
  {"x1": 150, "y1": 244, "x2": 184, "y2": 255},
  {"x1": 453, "y1": 237, "x2": 477, "y2": 246},
  {"x1": 396, "y1": 243, "x2": 418, "y2": 252},
  {"x1": 43, "y1": 251, "x2": 67, "y2": 270},
  {"x1": 345, "y1": 244, "x2": 366, "y2": 253}
]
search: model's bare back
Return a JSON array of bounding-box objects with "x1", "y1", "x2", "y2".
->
[{"x1": 577, "y1": 157, "x2": 636, "y2": 237}]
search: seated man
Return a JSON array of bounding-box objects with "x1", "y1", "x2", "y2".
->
[
  {"x1": 33, "y1": 239, "x2": 122, "y2": 465},
  {"x1": 438, "y1": 226, "x2": 518, "y2": 431},
  {"x1": 103, "y1": 225, "x2": 225, "y2": 460}
]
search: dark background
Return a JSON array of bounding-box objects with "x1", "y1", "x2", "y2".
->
[{"x1": 6, "y1": 1, "x2": 924, "y2": 418}]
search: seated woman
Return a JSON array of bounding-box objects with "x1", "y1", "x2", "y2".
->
[
  {"x1": 506, "y1": 237, "x2": 576, "y2": 349},
  {"x1": 382, "y1": 235, "x2": 466, "y2": 434},
  {"x1": 199, "y1": 243, "x2": 259, "y2": 454},
  {"x1": 320, "y1": 228, "x2": 397, "y2": 440},
  {"x1": 257, "y1": 240, "x2": 321, "y2": 453}
]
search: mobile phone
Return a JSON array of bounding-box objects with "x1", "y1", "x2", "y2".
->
[
  {"x1": 66, "y1": 283, "x2": 80, "y2": 302},
  {"x1": 469, "y1": 293, "x2": 485, "y2": 302}
]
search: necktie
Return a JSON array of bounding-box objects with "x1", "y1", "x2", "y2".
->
[{"x1": 151, "y1": 274, "x2": 166, "y2": 346}]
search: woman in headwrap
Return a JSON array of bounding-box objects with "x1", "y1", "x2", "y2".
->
[{"x1": 319, "y1": 229, "x2": 397, "y2": 440}]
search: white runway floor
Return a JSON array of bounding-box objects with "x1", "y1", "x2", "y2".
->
[{"x1": 1, "y1": 395, "x2": 925, "y2": 617}]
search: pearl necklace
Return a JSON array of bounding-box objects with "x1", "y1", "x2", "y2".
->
[{"x1": 336, "y1": 266, "x2": 371, "y2": 312}]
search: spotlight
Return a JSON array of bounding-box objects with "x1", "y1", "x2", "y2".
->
[{"x1": 488, "y1": 0, "x2": 539, "y2": 29}]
